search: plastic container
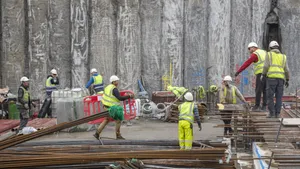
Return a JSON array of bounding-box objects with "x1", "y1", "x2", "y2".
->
[{"x1": 8, "y1": 102, "x2": 19, "y2": 119}]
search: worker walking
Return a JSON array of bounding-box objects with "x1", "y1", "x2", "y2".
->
[
  {"x1": 235, "y1": 42, "x2": 267, "y2": 111},
  {"x1": 178, "y1": 92, "x2": 202, "y2": 150},
  {"x1": 93, "y1": 75, "x2": 134, "y2": 140},
  {"x1": 219, "y1": 76, "x2": 247, "y2": 136},
  {"x1": 262, "y1": 41, "x2": 290, "y2": 118},
  {"x1": 86, "y1": 68, "x2": 104, "y2": 94},
  {"x1": 39, "y1": 69, "x2": 59, "y2": 118},
  {"x1": 16, "y1": 77, "x2": 34, "y2": 135}
]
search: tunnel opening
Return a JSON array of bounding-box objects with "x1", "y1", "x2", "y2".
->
[{"x1": 263, "y1": 3, "x2": 282, "y2": 50}]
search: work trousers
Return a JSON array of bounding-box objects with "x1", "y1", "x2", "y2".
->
[
  {"x1": 255, "y1": 74, "x2": 267, "y2": 107},
  {"x1": 178, "y1": 120, "x2": 193, "y2": 150},
  {"x1": 96, "y1": 117, "x2": 122, "y2": 135},
  {"x1": 221, "y1": 111, "x2": 232, "y2": 134},
  {"x1": 18, "y1": 107, "x2": 29, "y2": 130},
  {"x1": 267, "y1": 78, "x2": 284, "y2": 116}
]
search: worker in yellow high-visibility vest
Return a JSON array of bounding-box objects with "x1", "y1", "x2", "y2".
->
[
  {"x1": 93, "y1": 75, "x2": 134, "y2": 140},
  {"x1": 262, "y1": 41, "x2": 290, "y2": 118},
  {"x1": 219, "y1": 75, "x2": 247, "y2": 136},
  {"x1": 178, "y1": 92, "x2": 201, "y2": 150},
  {"x1": 235, "y1": 42, "x2": 267, "y2": 111},
  {"x1": 86, "y1": 68, "x2": 104, "y2": 94}
]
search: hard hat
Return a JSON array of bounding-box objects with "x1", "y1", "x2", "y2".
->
[
  {"x1": 90, "y1": 68, "x2": 97, "y2": 74},
  {"x1": 110, "y1": 75, "x2": 119, "y2": 83},
  {"x1": 184, "y1": 92, "x2": 193, "y2": 101},
  {"x1": 223, "y1": 75, "x2": 232, "y2": 82},
  {"x1": 20, "y1": 76, "x2": 29, "y2": 82},
  {"x1": 248, "y1": 42, "x2": 258, "y2": 48},
  {"x1": 50, "y1": 69, "x2": 57, "y2": 75},
  {"x1": 269, "y1": 41, "x2": 279, "y2": 48}
]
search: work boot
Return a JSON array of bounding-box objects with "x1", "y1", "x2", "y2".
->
[
  {"x1": 261, "y1": 106, "x2": 267, "y2": 111},
  {"x1": 116, "y1": 133, "x2": 125, "y2": 140},
  {"x1": 252, "y1": 105, "x2": 260, "y2": 112},
  {"x1": 93, "y1": 132, "x2": 100, "y2": 140},
  {"x1": 17, "y1": 129, "x2": 23, "y2": 136},
  {"x1": 275, "y1": 113, "x2": 280, "y2": 118},
  {"x1": 266, "y1": 113, "x2": 274, "y2": 118}
]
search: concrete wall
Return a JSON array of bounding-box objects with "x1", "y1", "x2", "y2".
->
[{"x1": 0, "y1": 0, "x2": 299, "y2": 99}]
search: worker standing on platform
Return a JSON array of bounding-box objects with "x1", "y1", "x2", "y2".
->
[
  {"x1": 16, "y1": 77, "x2": 34, "y2": 135},
  {"x1": 86, "y1": 68, "x2": 104, "y2": 94},
  {"x1": 93, "y1": 75, "x2": 134, "y2": 140},
  {"x1": 235, "y1": 42, "x2": 267, "y2": 111},
  {"x1": 262, "y1": 41, "x2": 290, "y2": 118},
  {"x1": 178, "y1": 92, "x2": 202, "y2": 150},
  {"x1": 219, "y1": 76, "x2": 247, "y2": 136}
]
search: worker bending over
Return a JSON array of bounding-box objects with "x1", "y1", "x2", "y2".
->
[
  {"x1": 235, "y1": 42, "x2": 267, "y2": 111},
  {"x1": 178, "y1": 92, "x2": 202, "y2": 150},
  {"x1": 167, "y1": 85, "x2": 188, "y2": 99},
  {"x1": 93, "y1": 75, "x2": 134, "y2": 140},
  {"x1": 86, "y1": 68, "x2": 104, "y2": 94},
  {"x1": 262, "y1": 41, "x2": 290, "y2": 118},
  {"x1": 219, "y1": 76, "x2": 247, "y2": 136}
]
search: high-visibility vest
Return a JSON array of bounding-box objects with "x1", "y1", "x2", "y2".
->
[
  {"x1": 253, "y1": 49, "x2": 266, "y2": 75},
  {"x1": 101, "y1": 84, "x2": 120, "y2": 107},
  {"x1": 178, "y1": 102, "x2": 195, "y2": 123},
  {"x1": 167, "y1": 86, "x2": 188, "y2": 98},
  {"x1": 46, "y1": 77, "x2": 57, "y2": 94},
  {"x1": 224, "y1": 86, "x2": 236, "y2": 104},
  {"x1": 92, "y1": 75, "x2": 104, "y2": 92},
  {"x1": 18, "y1": 86, "x2": 29, "y2": 105},
  {"x1": 267, "y1": 52, "x2": 286, "y2": 79}
]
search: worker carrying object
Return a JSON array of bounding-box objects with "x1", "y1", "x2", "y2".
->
[
  {"x1": 178, "y1": 92, "x2": 201, "y2": 150},
  {"x1": 219, "y1": 75, "x2": 247, "y2": 136},
  {"x1": 235, "y1": 42, "x2": 267, "y2": 111},
  {"x1": 167, "y1": 85, "x2": 188, "y2": 98},
  {"x1": 39, "y1": 69, "x2": 59, "y2": 118},
  {"x1": 16, "y1": 77, "x2": 35, "y2": 135},
  {"x1": 262, "y1": 41, "x2": 290, "y2": 118},
  {"x1": 86, "y1": 68, "x2": 104, "y2": 94},
  {"x1": 93, "y1": 75, "x2": 134, "y2": 140}
]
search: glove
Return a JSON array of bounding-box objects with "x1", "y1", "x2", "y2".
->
[
  {"x1": 285, "y1": 80, "x2": 289, "y2": 88},
  {"x1": 260, "y1": 75, "x2": 264, "y2": 82},
  {"x1": 198, "y1": 123, "x2": 202, "y2": 131},
  {"x1": 234, "y1": 72, "x2": 239, "y2": 77},
  {"x1": 24, "y1": 104, "x2": 29, "y2": 110}
]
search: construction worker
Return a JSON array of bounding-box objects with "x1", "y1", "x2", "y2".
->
[
  {"x1": 93, "y1": 75, "x2": 134, "y2": 140},
  {"x1": 39, "y1": 69, "x2": 59, "y2": 118},
  {"x1": 167, "y1": 85, "x2": 188, "y2": 99},
  {"x1": 219, "y1": 75, "x2": 247, "y2": 136},
  {"x1": 86, "y1": 68, "x2": 104, "y2": 94},
  {"x1": 235, "y1": 42, "x2": 267, "y2": 111},
  {"x1": 16, "y1": 77, "x2": 34, "y2": 135},
  {"x1": 178, "y1": 92, "x2": 201, "y2": 150},
  {"x1": 262, "y1": 41, "x2": 290, "y2": 118}
]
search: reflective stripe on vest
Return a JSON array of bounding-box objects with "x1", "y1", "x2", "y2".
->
[
  {"x1": 46, "y1": 77, "x2": 57, "y2": 93},
  {"x1": 253, "y1": 49, "x2": 266, "y2": 75},
  {"x1": 224, "y1": 86, "x2": 236, "y2": 104},
  {"x1": 92, "y1": 75, "x2": 104, "y2": 91},
  {"x1": 267, "y1": 52, "x2": 286, "y2": 79},
  {"x1": 178, "y1": 102, "x2": 195, "y2": 123},
  {"x1": 101, "y1": 84, "x2": 120, "y2": 107}
]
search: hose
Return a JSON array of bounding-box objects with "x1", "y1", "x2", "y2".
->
[{"x1": 142, "y1": 103, "x2": 153, "y2": 114}]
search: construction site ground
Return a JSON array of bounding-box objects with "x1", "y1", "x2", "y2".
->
[{"x1": 31, "y1": 118, "x2": 223, "y2": 142}]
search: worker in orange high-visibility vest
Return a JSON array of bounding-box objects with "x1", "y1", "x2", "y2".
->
[{"x1": 219, "y1": 75, "x2": 247, "y2": 136}]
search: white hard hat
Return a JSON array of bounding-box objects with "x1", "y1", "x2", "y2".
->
[
  {"x1": 269, "y1": 41, "x2": 279, "y2": 48},
  {"x1": 110, "y1": 75, "x2": 119, "y2": 83},
  {"x1": 248, "y1": 42, "x2": 258, "y2": 48},
  {"x1": 20, "y1": 76, "x2": 29, "y2": 82},
  {"x1": 223, "y1": 75, "x2": 232, "y2": 82},
  {"x1": 50, "y1": 69, "x2": 57, "y2": 75},
  {"x1": 184, "y1": 92, "x2": 193, "y2": 101},
  {"x1": 90, "y1": 68, "x2": 97, "y2": 74}
]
